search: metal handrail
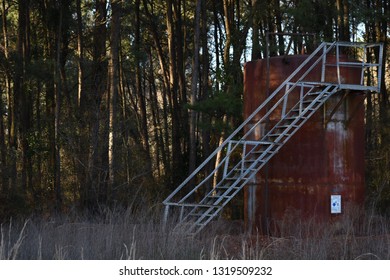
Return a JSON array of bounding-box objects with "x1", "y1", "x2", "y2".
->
[
  {"x1": 163, "y1": 42, "x2": 329, "y2": 205},
  {"x1": 163, "y1": 41, "x2": 384, "y2": 207}
]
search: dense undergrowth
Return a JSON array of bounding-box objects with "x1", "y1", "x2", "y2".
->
[{"x1": 1, "y1": 205, "x2": 390, "y2": 260}]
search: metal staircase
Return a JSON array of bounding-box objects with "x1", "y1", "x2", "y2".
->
[{"x1": 163, "y1": 42, "x2": 384, "y2": 235}]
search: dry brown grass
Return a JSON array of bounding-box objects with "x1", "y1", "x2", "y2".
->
[{"x1": 1, "y1": 206, "x2": 390, "y2": 259}]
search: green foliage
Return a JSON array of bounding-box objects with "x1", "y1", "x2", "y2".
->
[
  {"x1": 286, "y1": 0, "x2": 335, "y2": 40},
  {"x1": 188, "y1": 92, "x2": 242, "y2": 119},
  {"x1": 186, "y1": 90, "x2": 243, "y2": 139}
]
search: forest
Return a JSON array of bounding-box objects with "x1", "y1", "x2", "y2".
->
[{"x1": 0, "y1": 0, "x2": 389, "y2": 219}]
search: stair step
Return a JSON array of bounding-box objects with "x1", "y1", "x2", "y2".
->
[
  {"x1": 209, "y1": 189, "x2": 232, "y2": 195},
  {"x1": 202, "y1": 197, "x2": 232, "y2": 206},
  {"x1": 257, "y1": 141, "x2": 276, "y2": 145},
  {"x1": 252, "y1": 146, "x2": 276, "y2": 151},
  {"x1": 196, "y1": 205, "x2": 219, "y2": 210},
  {"x1": 301, "y1": 100, "x2": 320, "y2": 105},
  {"x1": 307, "y1": 91, "x2": 323, "y2": 96},
  {"x1": 207, "y1": 190, "x2": 225, "y2": 197},
  {"x1": 224, "y1": 176, "x2": 240, "y2": 181},
  {"x1": 218, "y1": 183, "x2": 238, "y2": 187},
  {"x1": 163, "y1": 42, "x2": 347, "y2": 235},
  {"x1": 270, "y1": 129, "x2": 288, "y2": 134},
  {"x1": 267, "y1": 133, "x2": 281, "y2": 137},
  {"x1": 189, "y1": 212, "x2": 214, "y2": 217},
  {"x1": 284, "y1": 116, "x2": 305, "y2": 121},
  {"x1": 268, "y1": 133, "x2": 290, "y2": 137},
  {"x1": 231, "y1": 169, "x2": 258, "y2": 175},
  {"x1": 244, "y1": 158, "x2": 265, "y2": 163},
  {"x1": 206, "y1": 194, "x2": 225, "y2": 199},
  {"x1": 206, "y1": 195, "x2": 232, "y2": 200},
  {"x1": 291, "y1": 108, "x2": 315, "y2": 114},
  {"x1": 191, "y1": 206, "x2": 220, "y2": 213},
  {"x1": 251, "y1": 150, "x2": 275, "y2": 155},
  {"x1": 275, "y1": 124, "x2": 299, "y2": 129}
]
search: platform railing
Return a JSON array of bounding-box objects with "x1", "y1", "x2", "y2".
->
[{"x1": 163, "y1": 41, "x2": 384, "y2": 224}]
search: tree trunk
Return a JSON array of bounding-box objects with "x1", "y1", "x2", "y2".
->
[
  {"x1": 0, "y1": 86, "x2": 6, "y2": 193},
  {"x1": 189, "y1": 0, "x2": 202, "y2": 175},
  {"x1": 84, "y1": 0, "x2": 107, "y2": 209},
  {"x1": 108, "y1": 0, "x2": 121, "y2": 194},
  {"x1": 201, "y1": 0, "x2": 211, "y2": 172},
  {"x1": 143, "y1": 0, "x2": 172, "y2": 181},
  {"x1": 75, "y1": 0, "x2": 88, "y2": 199},
  {"x1": 375, "y1": 0, "x2": 388, "y2": 115},
  {"x1": 167, "y1": 0, "x2": 184, "y2": 186},
  {"x1": 15, "y1": 0, "x2": 31, "y2": 193},
  {"x1": 213, "y1": 1, "x2": 220, "y2": 96},
  {"x1": 251, "y1": 0, "x2": 261, "y2": 60},
  {"x1": 135, "y1": 0, "x2": 152, "y2": 174},
  {"x1": 54, "y1": 2, "x2": 64, "y2": 211},
  {"x1": 76, "y1": 0, "x2": 84, "y2": 108},
  {"x1": 336, "y1": 0, "x2": 350, "y2": 41},
  {"x1": 1, "y1": 0, "x2": 10, "y2": 191}
]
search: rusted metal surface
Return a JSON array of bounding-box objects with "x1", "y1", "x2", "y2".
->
[{"x1": 243, "y1": 55, "x2": 365, "y2": 234}]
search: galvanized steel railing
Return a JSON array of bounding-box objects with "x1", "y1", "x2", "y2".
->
[{"x1": 162, "y1": 41, "x2": 384, "y2": 230}]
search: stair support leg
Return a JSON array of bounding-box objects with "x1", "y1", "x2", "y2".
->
[
  {"x1": 180, "y1": 205, "x2": 185, "y2": 222},
  {"x1": 163, "y1": 205, "x2": 170, "y2": 226}
]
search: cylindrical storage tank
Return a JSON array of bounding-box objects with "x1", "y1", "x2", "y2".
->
[{"x1": 243, "y1": 54, "x2": 365, "y2": 234}]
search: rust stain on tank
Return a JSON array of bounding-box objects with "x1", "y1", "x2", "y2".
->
[{"x1": 243, "y1": 54, "x2": 365, "y2": 234}]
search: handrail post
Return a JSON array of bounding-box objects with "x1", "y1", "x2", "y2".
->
[
  {"x1": 282, "y1": 84, "x2": 289, "y2": 117},
  {"x1": 361, "y1": 46, "x2": 367, "y2": 86},
  {"x1": 180, "y1": 206, "x2": 184, "y2": 222},
  {"x1": 163, "y1": 42, "x2": 333, "y2": 207},
  {"x1": 161, "y1": 41, "x2": 385, "y2": 235},
  {"x1": 336, "y1": 43, "x2": 341, "y2": 85},
  {"x1": 299, "y1": 84, "x2": 304, "y2": 114},
  {"x1": 321, "y1": 44, "x2": 327, "y2": 82},
  {"x1": 163, "y1": 205, "x2": 170, "y2": 230},
  {"x1": 377, "y1": 43, "x2": 384, "y2": 92},
  {"x1": 242, "y1": 142, "x2": 246, "y2": 176},
  {"x1": 224, "y1": 141, "x2": 232, "y2": 177}
]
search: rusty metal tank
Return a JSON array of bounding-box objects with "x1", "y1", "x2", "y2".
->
[{"x1": 243, "y1": 54, "x2": 365, "y2": 234}]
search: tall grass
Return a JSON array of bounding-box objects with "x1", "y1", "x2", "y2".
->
[
  {"x1": 0, "y1": 219, "x2": 29, "y2": 260},
  {"x1": 238, "y1": 206, "x2": 390, "y2": 259},
  {"x1": 0, "y1": 205, "x2": 389, "y2": 259}
]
